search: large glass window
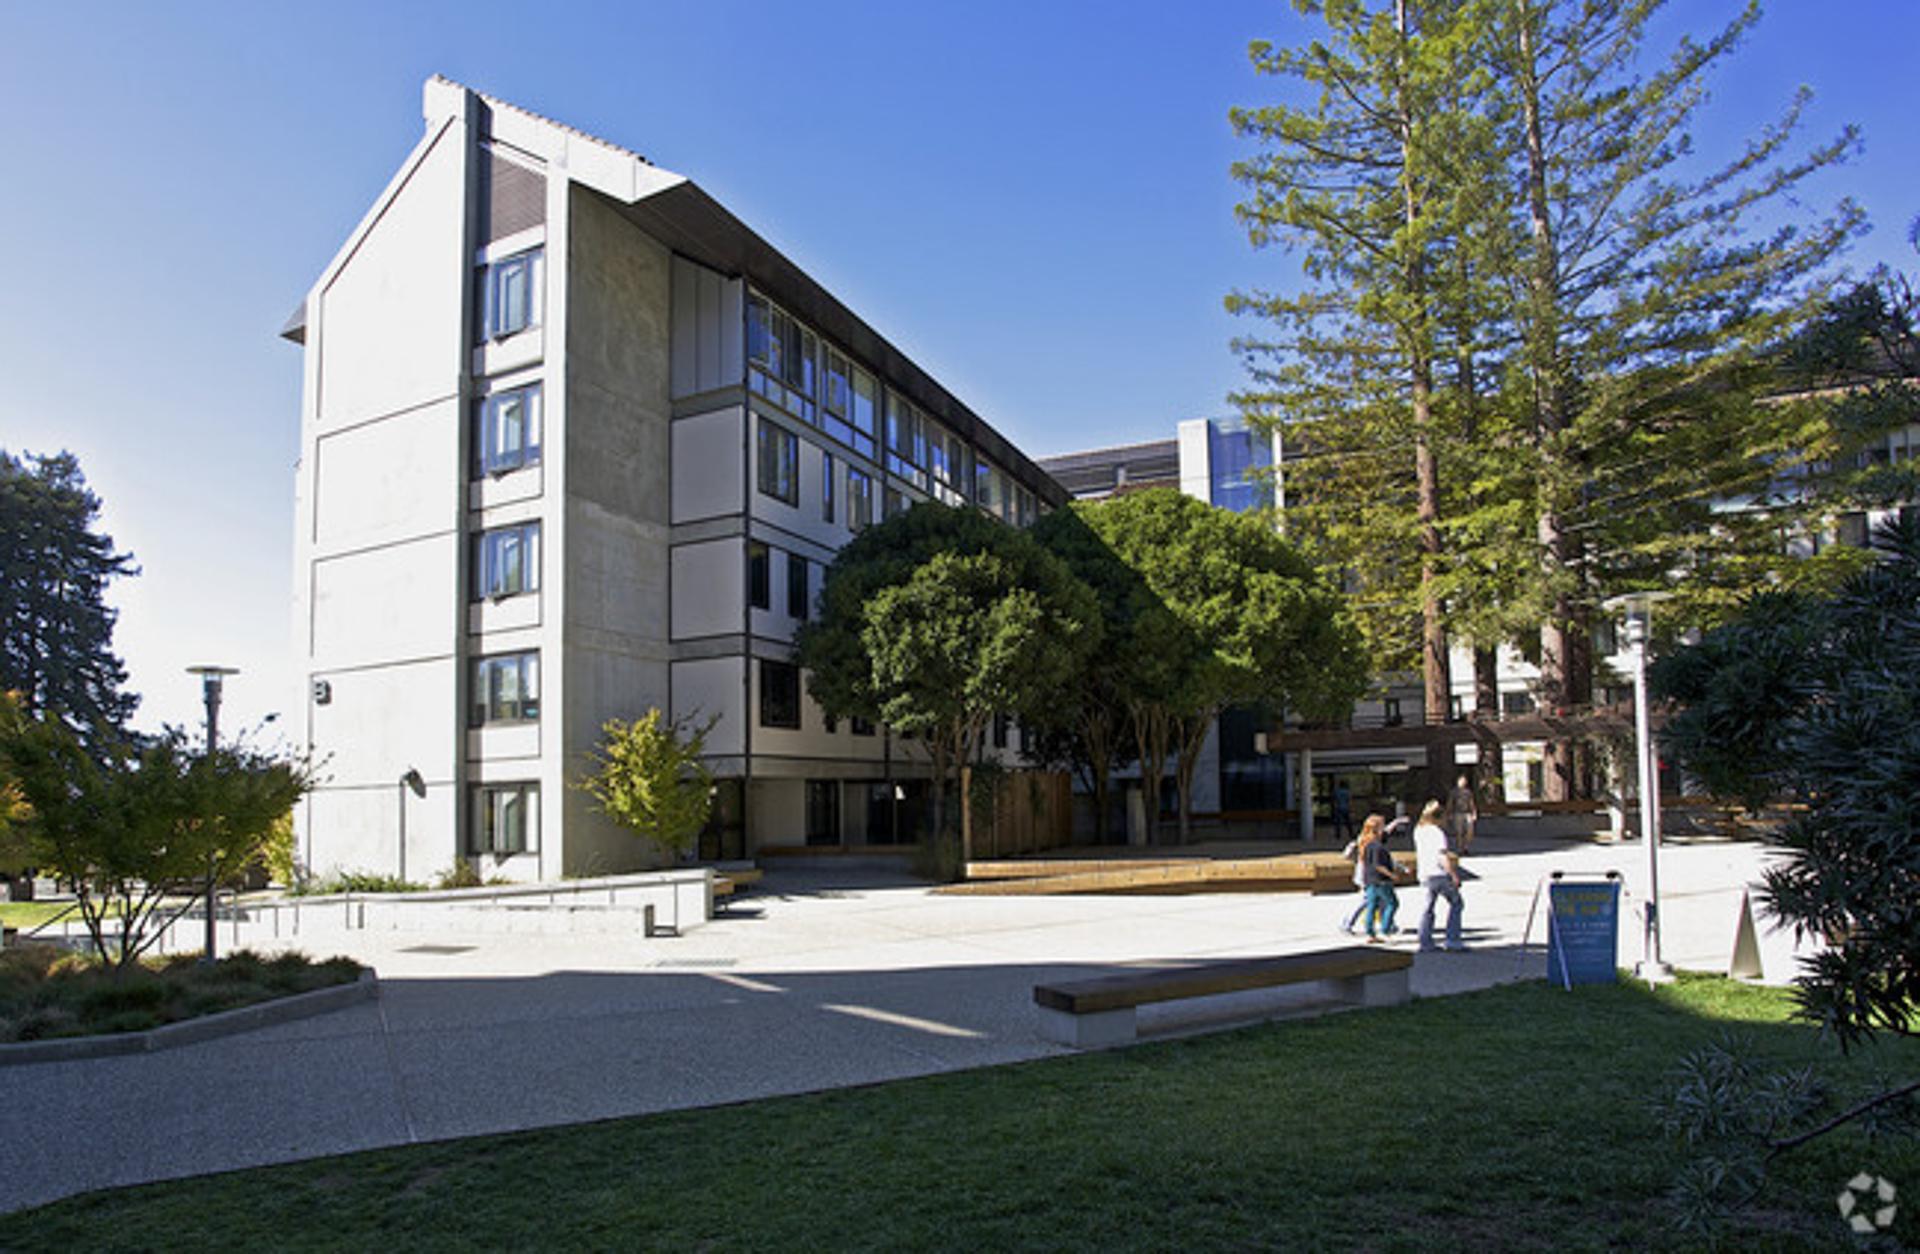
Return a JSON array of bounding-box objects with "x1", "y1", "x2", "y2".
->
[
  {"x1": 471, "y1": 651, "x2": 540, "y2": 725},
  {"x1": 760, "y1": 659, "x2": 801, "y2": 730},
  {"x1": 473, "y1": 521, "x2": 541, "y2": 600},
  {"x1": 787, "y1": 552, "x2": 809, "y2": 619},
  {"x1": 883, "y1": 486, "x2": 909, "y2": 521},
  {"x1": 822, "y1": 451, "x2": 836, "y2": 523},
  {"x1": 470, "y1": 783, "x2": 539, "y2": 856},
  {"x1": 846, "y1": 467, "x2": 873, "y2": 531},
  {"x1": 746, "y1": 294, "x2": 817, "y2": 423},
  {"x1": 1207, "y1": 418, "x2": 1276, "y2": 514},
  {"x1": 885, "y1": 391, "x2": 928, "y2": 487},
  {"x1": 474, "y1": 383, "x2": 543, "y2": 477},
  {"x1": 849, "y1": 366, "x2": 878, "y2": 457},
  {"x1": 483, "y1": 249, "x2": 541, "y2": 340},
  {"x1": 757, "y1": 421, "x2": 798, "y2": 506}
]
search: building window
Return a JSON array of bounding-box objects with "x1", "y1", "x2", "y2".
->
[
  {"x1": 760, "y1": 659, "x2": 801, "y2": 730},
  {"x1": 470, "y1": 783, "x2": 539, "y2": 855},
  {"x1": 992, "y1": 714, "x2": 1010, "y2": 749},
  {"x1": 473, "y1": 521, "x2": 541, "y2": 600},
  {"x1": 851, "y1": 716, "x2": 875, "y2": 737},
  {"x1": 757, "y1": 421, "x2": 799, "y2": 506},
  {"x1": 474, "y1": 383, "x2": 542, "y2": 477},
  {"x1": 749, "y1": 542, "x2": 770, "y2": 610},
  {"x1": 787, "y1": 552, "x2": 809, "y2": 619},
  {"x1": 1837, "y1": 511, "x2": 1870, "y2": 548},
  {"x1": 1502, "y1": 690, "x2": 1535, "y2": 717},
  {"x1": 849, "y1": 366, "x2": 878, "y2": 458},
  {"x1": 885, "y1": 391, "x2": 927, "y2": 486},
  {"x1": 822, "y1": 451, "x2": 836, "y2": 523},
  {"x1": 847, "y1": 467, "x2": 873, "y2": 531},
  {"x1": 472, "y1": 651, "x2": 540, "y2": 726},
  {"x1": 883, "y1": 486, "x2": 909, "y2": 521},
  {"x1": 746, "y1": 294, "x2": 817, "y2": 423},
  {"x1": 483, "y1": 248, "x2": 541, "y2": 340},
  {"x1": 1382, "y1": 698, "x2": 1403, "y2": 727}
]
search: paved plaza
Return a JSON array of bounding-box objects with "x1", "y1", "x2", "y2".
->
[{"x1": 2, "y1": 831, "x2": 1806, "y2": 1214}]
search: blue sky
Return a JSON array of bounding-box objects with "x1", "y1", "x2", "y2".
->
[{"x1": 2, "y1": 1, "x2": 1915, "y2": 736}]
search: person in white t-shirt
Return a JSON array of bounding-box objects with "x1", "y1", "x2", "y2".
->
[{"x1": 1413, "y1": 798, "x2": 1464, "y2": 952}]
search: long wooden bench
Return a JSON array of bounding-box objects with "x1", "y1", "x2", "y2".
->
[{"x1": 1032, "y1": 946, "x2": 1413, "y2": 1048}]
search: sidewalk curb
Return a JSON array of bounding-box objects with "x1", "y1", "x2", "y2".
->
[{"x1": 0, "y1": 969, "x2": 379, "y2": 1067}]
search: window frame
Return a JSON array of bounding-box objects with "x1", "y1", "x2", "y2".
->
[
  {"x1": 760, "y1": 658, "x2": 802, "y2": 730},
  {"x1": 472, "y1": 520, "x2": 542, "y2": 601},
  {"x1": 484, "y1": 248, "x2": 542, "y2": 340},
  {"x1": 787, "y1": 551, "x2": 809, "y2": 620},
  {"x1": 470, "y1": 650, "x2": 541, "y2": 727},
  {"x1": 756, "y1": 420, "x2": 799, "y2": 507},
  {"x1": 474, "y1": 382, "x2": 543, "y2": 478},
  {"x1": 748, "y1": 541, "x2": 770, "y2": 611},
  {"x1": 469, "y1": 782, "x2": 540, "y2": 856}
]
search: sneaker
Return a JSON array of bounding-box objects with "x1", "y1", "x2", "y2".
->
[
  {"x1": 1417, "y1": 944, "x2": 1442, "y2": 953},
  {"x1": 1444, "y1": 943, "x2": 1467, "y2": 952},
  {"x1": 1365, "y1": 936, "x2": 1383, "y2": 945}
]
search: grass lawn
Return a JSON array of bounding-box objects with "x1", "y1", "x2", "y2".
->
[
  {"x1": 0, "y1": 946, "x2": 363, "y2": 1042},
  {"x1": 2, "y1": 975, "x2": 1916, "y2": 1250},
  {"x1": 0, "y1": 899, "x2": 121, "y2": 932}
]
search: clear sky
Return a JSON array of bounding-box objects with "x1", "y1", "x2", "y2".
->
[{"x1": 2, "y1": 0, "x2": 1915, "y2": 738}]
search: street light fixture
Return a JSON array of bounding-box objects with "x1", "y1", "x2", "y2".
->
[
  {"x1": 398, "y1": 768, "x2": 426, "y2": 882},
  {"x1": 185, "y1": 664, "x2": 239, "y2": 963},
  {"x1": 1600, "y1": 592, "x2": 1675, "y2": 984}
]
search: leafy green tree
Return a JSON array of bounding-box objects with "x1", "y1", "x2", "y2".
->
[
  {"x1": 577, "y1": 709, "x2": 715, "y2": 859},
  {"x1": 1027, "y1": 509, "x2": 1144, "y2": 841},
  {"x1": 797, "y1": 502, "x2": 1099, "y2": 849},
  {"x1": 1076, "y1": 490, "x2": 1369, "y2": 842},
  {"x1": 0, "y1": 450, "x2": 138, "y2": 739},
  {"x1": 1231, "y1": 0, "x2": 1500, "y2": 719},
  {"x1": 1657, "y1": 515, "x2": 1920, "y2": 1046},
  {"x1": 0, "y1": 702, "x2": 310, "y2": 969}
]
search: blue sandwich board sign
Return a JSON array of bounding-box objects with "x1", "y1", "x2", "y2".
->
[{"x1": 1547, "y1": 881, "x2": 1620, "y2": 988}]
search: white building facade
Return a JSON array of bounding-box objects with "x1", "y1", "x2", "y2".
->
[{"x1": 285, "y1": 78, "x2": 1062, "y2": 883}]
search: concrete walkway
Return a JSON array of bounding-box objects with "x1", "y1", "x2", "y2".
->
[{"x1": 2, "y1": 833, "x2": 1804, "y2": 1214}]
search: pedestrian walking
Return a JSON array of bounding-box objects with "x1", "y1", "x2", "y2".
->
[
  {"x1": 1331, "y1": 779, "x2": 1355, "y2": 843},
  {"x1": 1415, "y1": 799, "x2": 1465, "y2": 952},
  {"x1": 1356, "y1": 814, "x2": 1399, "y2": 942},
  {"x1": 1447, "y1": 773, "x2": 1478, "y2": 853}
]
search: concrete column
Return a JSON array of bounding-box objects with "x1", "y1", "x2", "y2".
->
[{"x1": 1297, "y1": 748, "x2": 1314, "y2": 841}]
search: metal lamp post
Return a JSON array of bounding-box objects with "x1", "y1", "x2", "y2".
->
[
  {"x1": 186, "y1": 664, "x2": 239, "y2": 963},
  {"x1": 1601, "y1": 592, "x2": 1674, "y2": 984},
  {"x1": 398, "y1": 768, "x2": 426, "y2": 882}
]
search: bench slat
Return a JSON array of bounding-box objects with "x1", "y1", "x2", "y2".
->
[{"x1": 1033, "y1": 947, "x2": 1412, "y2": 1015}]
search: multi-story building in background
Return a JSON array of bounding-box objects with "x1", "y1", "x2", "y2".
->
[{"x1": 283, "y1": 77, "x2": 1062, "y2": 883}]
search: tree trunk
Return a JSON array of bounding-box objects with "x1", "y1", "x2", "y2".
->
[
  {"x1": 1172, "y1": 710, "x2": 1216, "y2": 845},
  {"x1": 1130, "y1": 702, "x2": 1171, "y2": 846},
  {"x1": 1517, "y1": 3, "x2": 1576, "y2": 802},
  {"x1": 1397, "y1": 0, "x2": 1452, "y2": 726}
]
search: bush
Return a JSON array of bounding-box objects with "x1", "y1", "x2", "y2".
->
[{"x1": 0, "y1": 945, "x2": 363, "y2": 1041}]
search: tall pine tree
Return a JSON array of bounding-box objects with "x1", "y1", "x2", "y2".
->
[{"x1": 0, "y1": 450, "x2": 139, "y2": 737}]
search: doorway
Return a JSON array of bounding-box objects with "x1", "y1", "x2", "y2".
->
[{"x1": 805, "y1": 779, "x2": 840, "y2": 847}]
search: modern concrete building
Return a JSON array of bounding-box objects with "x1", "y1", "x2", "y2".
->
[{"x1": 283, "y1": 77, "x2": 1063, "y2": 882}]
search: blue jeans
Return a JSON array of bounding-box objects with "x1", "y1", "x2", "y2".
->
[
  {"x1": 1419, "y1": 876, "x2": 1464, "y2": 949},
  {"x1": 1362, "y1": 884, "x2": 1398, "y2": 936}
]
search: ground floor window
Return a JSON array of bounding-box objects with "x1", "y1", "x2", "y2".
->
[{"x1": 471, "y1": 783, "x2": 539, "y2": 856}]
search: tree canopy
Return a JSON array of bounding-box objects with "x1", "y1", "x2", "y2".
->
[
  {"x1": 1656, "y1": 516, "x2": 1920, "y2": 1046},
  {"x1": 0, "y1": 450, "x2": 139, "y2": 740},
  {"x1": 0, "y1": 699, "x2": 310, "y2": 968},
  {"x1": 796, "y1": 502, "x2": 1100, "y2": 848},
  {"x1": 578, "y1": 710, "x2": 715, "y2": 859},
  {"x1": 1231, "y1": 0, "x2": 1866, "y2": 798},
  {"x1": 1046, "y1": 489, "x2": 1369, "y2": 840}
]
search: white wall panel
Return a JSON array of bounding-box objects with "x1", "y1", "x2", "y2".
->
[
  {"x1": 311, "y1": 535, "x2": 457, "y2": 670},
  {"x1": 317, "y1": 125, "x2": 466, "y2": 433}
]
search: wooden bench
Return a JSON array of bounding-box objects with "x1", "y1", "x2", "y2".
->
[
  {"x1": 711, "y1": 867, "x2": 765, "y2": 914},
  {"x1": 1032, "y1": 946, "x2": 1413, "y2": 1048}
]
